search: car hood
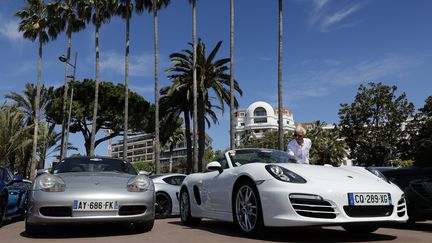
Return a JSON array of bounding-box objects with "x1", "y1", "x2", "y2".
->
[
  {"x1": 278, "y1": 163, "x2": 381, "y2": 184},
  {"x1": 54, "y1": 172, "x2": 136, "y2": 189}
]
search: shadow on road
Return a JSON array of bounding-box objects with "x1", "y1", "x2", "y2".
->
[
  {"x1": 387, "y1": 222, "x2": 432, "y2": 233},
  {"x1": 169, "y1": 220, "x2": 397, "y2": 242},
  {"x1": 19, "y1": 223, "x2": 144, "y2": 239}
]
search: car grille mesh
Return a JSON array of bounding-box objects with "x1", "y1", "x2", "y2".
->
[
  {"x1": 343, "y1": 205, "x2": 394, "y2": 217},
  {"x1": 40, "y1": 207, "x2": 72, "y2": 217},
  {"x1": 289, "y1": 196, "x2": 337, "y2": 219},
  {"x1": 118, "y1": 205, "x2": 147, "y2": 216},
  {"x1": 410, "y1": 179, "x2": 432, "y2": 202}
]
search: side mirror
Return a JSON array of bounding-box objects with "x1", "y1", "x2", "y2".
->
[
  {"x1": 206, "y1": 161, "x2": 223, "y2": 173},
  {"x1": 12, "y1": 175, "x2": 23, "y2": 184}
]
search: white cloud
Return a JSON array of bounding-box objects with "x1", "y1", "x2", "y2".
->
[
  {"x1": 283, "y1": 55, "x2": 421, "y2": 103},
  {"x1": 308, "y1": 0, "x2": 366, "y2": 32},
  {"x1": 0, "y1": 13, "x2": 22, "y2": 41},
  {"x1": 99, "y1": 51, "x2": 154, "y2": 77}
]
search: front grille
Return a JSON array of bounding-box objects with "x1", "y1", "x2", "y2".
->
[
  {"x1": 40, "y1": 207, "x2": 72, "y2": 217},
  {"x1": 289, "y1": 195, "x2": 337, "y2": 219},
  {"x1": 397, "y1": 196, "x2": 406, "y2": 217},
  {"x1": 344, "y1": 205, "x2": 394, "y2": 217},
  {"x1": 119, "y1": 205, "x2": 147, "y2": 216},
  {"x1": 410, "y1": 179, "x2": 432, "y2": 201}
]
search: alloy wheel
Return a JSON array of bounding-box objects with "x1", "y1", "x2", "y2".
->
[{"x1": 235, "y1": 185, "x2": 258, "y2": 232}]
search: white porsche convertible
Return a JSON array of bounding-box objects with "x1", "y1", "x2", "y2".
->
[{"x1": 179, "y1": 149, "x2": 408, "y2": 234}]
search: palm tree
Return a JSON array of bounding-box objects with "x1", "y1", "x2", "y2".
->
[
  {"x1": 51, "y1": 0, "x2": 86, "y2": 160},
  {"x1": 115, "y1": 0, "x2": 134, "y2": 161},
  {"x1": 16, "y1": 0, "x2": 61, "y2": 178},
  {"x1": 5, "y1": 83, "x2": 50, "y2": 126},
  {"x1": 0, "y1": 106, "x2": 33, "y2": 169},
  {"x1": 187, "y1": 0, "x2": 199, "y2": 173},
  {"x1": 80, "y1": 0, "x2": 115, "y2": 156},
  {"x1": 139, "y1": 0, "x2": 171, "y2": 174},
  {"x1": 166, "y1": 39, "x2": 243, "y2": 172},
  {"x1": 229, "y1": 0, "x2": 235, "y2": 150},
  {"x1": 162, "y1": 128, "x2": 184, "y2": 173},
  {"x1": 277, "y1": 0, "x2": 284, "y2": 151},
  {"x1": 38, "y1": 121, "x2": 78, "y2": 168}
]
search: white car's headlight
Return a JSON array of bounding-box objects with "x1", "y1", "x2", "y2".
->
[
  {"x1": 37, "y1": 174, "x2": 66, "y2": 192},
  {"x1": 366, "y1": 168, "x2": 390, "y2": 183},
  {"x1": 127, "y1": 175, "x2": 153, "y2": 192},
  {"x1": 265, "y1": 165, "x2": 307, "y2": 183}
]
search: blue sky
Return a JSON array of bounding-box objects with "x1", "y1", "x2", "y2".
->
[{"x1": 1, "y1": 0, "x2": 431, "y2": 166}]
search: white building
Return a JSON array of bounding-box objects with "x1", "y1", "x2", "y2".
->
[{"x1": 235, "y1": 101, "x2": 296, "y2": 146}]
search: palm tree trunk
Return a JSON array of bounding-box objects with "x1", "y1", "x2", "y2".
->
[
  {"x1": 192, "y1": 0, "x2": 198, "y2": 173},
  {"x1": 123, "y1": 16, "x2": 130, "y2": 161},
  {"x1": 90, "y1": 23, "x2": 100, "y2": 156},
  {"x1": 60, "y1": 31, "x2": 72, "y2": 160},
  {"x1": 197, "y1": 93, "x2": 205, "y2": 172},
  {"x1": 154, "y1": 6, "x2": 160, "y2": 174},
  {"x1": 184, "y1": 109, "x2": 192, "y2": 174},
  {"x1": 229, "y1": 0, "x2": 235, "y2": 150},
  {"x1": 30, "y1": 39, "x2": 42, "y2": 179},
  {"x1": 277, "y1": 0, "x2": 284, "y2": 150},
  {"x1": 169, "y1": 144, "x2": 173, "y2": 173}
]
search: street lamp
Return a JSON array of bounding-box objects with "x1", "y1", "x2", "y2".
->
[{"x1": 58, "y1": 52, "x2": 78, "y2": 159}]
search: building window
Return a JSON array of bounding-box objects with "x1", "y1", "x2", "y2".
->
[
  {"x1": 254, "y1": 107, "x2": 267, "y2": 117},
  {"x1": 240, "y1": 112, "x2": 245, "y2": 117},
  {"x1": 254, "y1": 117, "x2": 267, "y2": 124}
]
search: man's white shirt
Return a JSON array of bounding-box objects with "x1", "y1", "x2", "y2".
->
[{"x1": 287, "y1": 138, "x2": 312, "y2": 164}]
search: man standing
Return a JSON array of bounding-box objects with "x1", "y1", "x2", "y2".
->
[{"x1": 287, "y1": 126, "x2": 312, "y2": 164}]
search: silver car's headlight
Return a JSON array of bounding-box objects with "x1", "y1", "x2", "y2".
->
[
  {"x1": 366, "y1": 167, "x2": 390, "y2": 183},
  {"x1": 127, "y1": 175, "x2": 153, "y2": 192},
  {"x1": 265, "y1": 165, "x2": 307, "y2": 183},
  {"x1": 37, "y1": 174, "x2": 66, "y2": 192}
]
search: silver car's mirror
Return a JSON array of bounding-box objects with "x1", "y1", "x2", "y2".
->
[{"x1": 206, "y1": 161, "x2": 223, "y2": 173}]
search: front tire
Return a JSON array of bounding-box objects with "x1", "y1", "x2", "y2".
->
[
  {"x1": 233, "y1": 180, "x2": 264, "y2": 234},
  {"x1": 179, "y1": 188, "x2": 201, "y2": 226},
  {"x1": 155, "y1": 192, "x2": 172, "y2": 219},
  {"x1": 342, "y1": 225, "x2": 379, "y2": 234}
]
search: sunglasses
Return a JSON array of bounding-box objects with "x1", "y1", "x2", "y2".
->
[{"x1": 295, "y1": 134, "x2": 304, "y2": 138}]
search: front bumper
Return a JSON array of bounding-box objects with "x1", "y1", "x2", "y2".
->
[
  {"x1": 257, "y1": 179, "x2": 408, "y2": 227},
  {"x1": 27, "y1": 188, "x2": 155, "y2": 225}
]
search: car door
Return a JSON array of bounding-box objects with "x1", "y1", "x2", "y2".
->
[{"x1": 201, "y1": 157, "x2": 236, "y2": 213}]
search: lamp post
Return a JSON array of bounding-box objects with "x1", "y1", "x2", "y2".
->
[{"x1": 58, "y1": 52, "x2": 77, "y2": 159}]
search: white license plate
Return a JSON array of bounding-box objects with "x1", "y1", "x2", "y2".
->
[
  {"x1": 73, "y1": 200, "x2": 119, "y2": 211},
  {"x1": 348, "y1": 193, "x2": 391, "y2": 206}
]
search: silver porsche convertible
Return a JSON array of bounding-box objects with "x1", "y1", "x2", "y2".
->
[{"x1": 26, "y1": 157, "x2": 155, "y2": 234}]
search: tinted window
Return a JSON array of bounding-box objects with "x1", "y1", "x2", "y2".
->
[
  {"x1": 163, "y1": 176, "x2": 186, "y2": 186},
  {"x1": 229, "y1": 149, "x2": 293, "y2": 167},
  {"x1": 0, "y1": 168, "x2": 4, "y2": 181},
  {"x1": 54, "y1": 157, "x2": 137, "y2": 175}
]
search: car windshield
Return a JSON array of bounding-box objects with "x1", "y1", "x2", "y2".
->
[
  {"x1": 229, "y1": 149, "x2": 295, "y2": 167},
  {"x1": 53, "y1": 157, "x2": 137, "y2": 175}
]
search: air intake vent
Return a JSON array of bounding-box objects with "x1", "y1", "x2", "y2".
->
[
  {"x1": 289, "y1": 194, "x2": 337, "y2": 219},
  {"x1": 410, "y1": 179, "x2": 432, "y2": 202},
  {"x1": 344, "y1": 205, "x2": 394, "y2": 217},
  {"x1": 119, "y1": 205, "x2": 147, "y2": 216},
  {"x1": 40, "y1": 207, "x2": 72, "y2": 217},
  {"x1": 397, "y1": 196, "x2": 406, "y2": 217}
]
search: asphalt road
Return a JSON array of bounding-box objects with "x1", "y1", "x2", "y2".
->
[{"x1": 1, "y1": 217, "x2": 431, "y2": 243}]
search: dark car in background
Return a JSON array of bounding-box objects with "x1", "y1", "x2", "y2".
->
[
  {"x1": 1, "y1": 166, "x2": 31, "y2": 227},
  {"x1": 377, "y1": 166, "x2": 432, "y2": 223}
]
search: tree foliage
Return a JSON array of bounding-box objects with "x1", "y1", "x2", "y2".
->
[
  {"x1": 46, "y1": 79, "x2": 154, "y2": 155},
  {"x1": 338, "y1": 83, "x2": 414, "y2": 166},
  {"x1": 242, "y1": 130, "x2": 292, "y2": 150},
  {"x1": 307, "y1": 121, "x2": 347, "y2": 166},
  {"x1": 410, "y1": 96, "x2": 432, "y2": 167}
]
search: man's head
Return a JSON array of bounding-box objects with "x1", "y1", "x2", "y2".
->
[{"x1": 294, "y1": 125, "x2": 306, "y2": 144}]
